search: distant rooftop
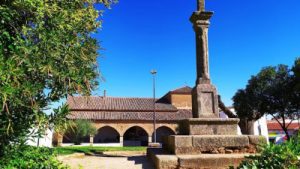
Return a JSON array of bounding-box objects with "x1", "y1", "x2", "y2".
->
[
  {"x1": 268, "y1": 121, "x2": 299, "y2": 130},
  {"x1": 66, "y1": 86, "x2": 193, "y2": 121},
  {"x1": 67, "y1": 96, "x2": 177, "y2": 112},
  {"x1": 169, "y1": 86, "x2": 192, "y2": 94}
]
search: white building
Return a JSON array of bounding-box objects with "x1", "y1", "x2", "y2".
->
[
  {"x1": 220, "y1": 108, "x2": 269, "y2": 142},
  {"x1": 26, "y1": 128, "x2": 53, "y2": 147}
]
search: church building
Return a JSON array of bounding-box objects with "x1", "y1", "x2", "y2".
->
[{"x1": 58, "y1": 86, "x2": 193, "y2": 146}]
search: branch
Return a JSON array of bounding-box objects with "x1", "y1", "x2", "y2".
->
[
  {"x1": 271, "y1": 114, "x2": 285, "y2": 130},
  {"x1": 286, "y1": 118, "x2": 294, "y2": 129},
  {"x1": 218, "y1": 95, "x2": 237, "y2": 118}
]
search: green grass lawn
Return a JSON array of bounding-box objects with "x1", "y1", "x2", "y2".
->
[{"x1": 54, "y1": 146, "x2": 147, "y2": 155}]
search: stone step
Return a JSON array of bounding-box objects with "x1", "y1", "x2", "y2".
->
[
  {"x1": 178, "y1": 154, "x2": 247, "y2": 169},
  {"x1": 163, "y1": 135, "x2": 264, "y2": 155},
  {"x1": 148, "y1": 149, "x2": 248, "y2": 169}
]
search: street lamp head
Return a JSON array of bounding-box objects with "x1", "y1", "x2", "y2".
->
[{"x1": 150, "y1": 69, "x2": 157, "y2": 75}]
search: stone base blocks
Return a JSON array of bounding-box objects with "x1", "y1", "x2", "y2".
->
[
  {"x1": 147, "y1": 150, "x2": 249, "y2": 169},
  {"x1": 178, "y1": 154, "x2": 246, "y2": 169},
  {"x1": 180, "y1": 118, "x2": 239, "y2": 135},
  {"x1": 165, "y1": 135, "x2": 251, "y2": 155},
  {"x1": 147, "y1": 118, "x2": 267, "y2": 169}
]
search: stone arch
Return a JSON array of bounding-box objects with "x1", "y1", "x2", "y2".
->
[
  {"x1": 120, "y1": 124, "x2": 152, "y2": 137},
  {"x1": 94, "y1": 126, "x2": 120, "y2": 143},
  {"x1": 123, "y1": 126, "x2": 149, "y2": 146},
  {"x1": 153, "y1": 126, "x2": 176, "y2": 143}
]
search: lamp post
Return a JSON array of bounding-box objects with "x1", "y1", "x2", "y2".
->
[{"x1": 150, "y1": 69, "x2": 157, "y2": 143}]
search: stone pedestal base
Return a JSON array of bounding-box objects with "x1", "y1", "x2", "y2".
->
[
  {"x1": 192, "y1": 84, "x2": 219, "y2": 118},
  {"x1": 147, "y1": 117, "x2": 266, "y2": 168},
  {"x1": 164, "y1": 135, "x2": 252, "y2": 155},
  {"x1": 180, "y1": 118, "x2": 239, "y2": 135}
]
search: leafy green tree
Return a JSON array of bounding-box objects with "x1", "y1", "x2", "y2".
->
[
  {"x1": 50, "y1": 104, "x2": 74, "y2": 135},
  {"x1": 65, "y1": 119, "x2": 97, "y2": 145},
  {"x1": 233, "y1": 64, "x2": 300, "y2": 139},
  {"x1": 0, "y1": 0, "x2": 116, "y2": 156}
]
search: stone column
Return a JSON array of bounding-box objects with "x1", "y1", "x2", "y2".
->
[
  {"x1": 89, "y1": 135, "x2": 94, "y2": 146},
  {"x1": 120, "y1": 136, "x2": 124, "y2": 146},
  {"x1": 148, "y1": 136, "x2": 152, "y2": 144},
  {"x1": 190, "y1": 9, "x2": 219, "y2": 118},
  {"x1": 57, "y1": 133, "x2": 63, "y2": 147}
]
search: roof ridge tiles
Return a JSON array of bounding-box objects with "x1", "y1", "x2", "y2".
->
[{"x1": 68, "y1": 95, "x2": 155, "y2": 99}]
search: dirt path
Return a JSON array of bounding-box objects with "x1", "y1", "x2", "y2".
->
[{"x1": 58, "y1": 153, "x2": 154, "y2": 169}]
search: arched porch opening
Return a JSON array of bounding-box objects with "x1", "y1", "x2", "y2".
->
[
  {"x1": 94, "y1": 126, "x2": 120, "y2": 144},
  {"x1": 153, "y1": 126, "x2": 175, "y2": 143},
  {"x1": 123, "y1": 126, "x2": 148, "y2": 146}
]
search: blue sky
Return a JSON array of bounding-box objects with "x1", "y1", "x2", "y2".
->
[{"x1": 92, "y1": 0, "x2": 300, "y2": 106}]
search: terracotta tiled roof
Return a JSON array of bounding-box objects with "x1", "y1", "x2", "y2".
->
[
  {"x1": 67, "y1": 109, "x2": 192, "y2": 121},
  {"x1": 67, "y1": 96, "x2": 177, "y2": 112},
  {"x1": 267, "y1": 121, "x2": 300, "y2": 130},
  {"x1": 169, "y1": 86, "x2": 192, "y2": 94}
]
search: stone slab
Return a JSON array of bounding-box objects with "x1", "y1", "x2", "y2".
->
[
  {"x1": 248, "y1": 135, "x2": 267, "y2": 145},
  {"x1": 192, "y1": 135, "x2": 249, "y2": 152},
  {"x1": 178, "y1": 154, "x2": 247, "y2": 169},
  {"x1": 180, "y1": 118, "x2": 239, "y2": 135},
  {"x1": 155, "y1": 155, "x2": 179, "y2": 169},
  {"x1": 148, "y1": 143, "x2": 161, "y2": 148},
  {"x1": 166, "y1": 135, "x2": 249, "y2": 155},
  {"x1": 148, "y1": 148, "x2": 248, "y2": 169}
]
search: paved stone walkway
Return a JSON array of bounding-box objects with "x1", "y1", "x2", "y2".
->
[{"x1": 59, "y1": 154, "x2": 154, "y2": 169}]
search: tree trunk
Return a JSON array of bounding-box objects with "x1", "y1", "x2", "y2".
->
[
  {"x1": 218, "y1": 95, "x2": 256, "y2": 135},
  {"x1": 282, "y1": 126, "x2": 290, "y2": 140},
  {"x1": 238, "y1": 118, "x2": 254, "y2": 135},
  {"x1": 218, "y1": 95, "x2": 237, "y2": 118}
]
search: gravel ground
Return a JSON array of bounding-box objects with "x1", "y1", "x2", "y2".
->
[{"x1": 58, "y1": 153, "x2": 154, "y2": 169}]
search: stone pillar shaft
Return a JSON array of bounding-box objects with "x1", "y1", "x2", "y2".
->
[
  {"x1": 120, "y1": 136, "x2": 124, "y2": 146},
  {"x1": 191, "y1": 11, "x2": 213, "y2": 84},
  {"x1": 148, "y1": 136, "x2": 152, "y2": 143},
  {"x1": 190, "y1": 11, "x2": 219, "y2": 118},
  {"x1": 197, "y1": 0, "x2": 205, "y2": 12},
  {"x1": 57, "y1": 133, "x2": 63, "y2": 147},
  {"x1": 90, "y1": 135, "x2": 94, "y2": 146},
  {"x1": 195, "y1": 25, "x2": 210, "y2": 83}
]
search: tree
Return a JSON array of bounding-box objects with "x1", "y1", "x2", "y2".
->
[
  {"x1": 219, "y1": 95, "x2": 255, "y2": 134},
  {"x1": 65, "y1": 119, "x2": 97, "y2": 145},
  {"x1": 0, "y1": 0, "x2": 116, "y2": 156},
  {"x1": 50, "y1": 104, "x2": 74, "y2": 134},
  {"x1": 291, "y1": 58, "x2": 300, "y2": 129},
  {"x1": 233, "y1": 64, "x2": 300, "y2": 139}
]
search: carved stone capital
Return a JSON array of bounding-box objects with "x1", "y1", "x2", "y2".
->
[{"x1": 190, "y1": 11, "x2": 214, "y2": 24}]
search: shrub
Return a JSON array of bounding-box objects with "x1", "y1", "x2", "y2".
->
[
  {"x1": 238, "y1": 134, "x2": 300, "y2": 169},
  {"x1": 0, "y1": 145, "x2": 69, "y2": 169},
  {"x1": 64, "y1": 119, "x2": 97, "y2": 145}
]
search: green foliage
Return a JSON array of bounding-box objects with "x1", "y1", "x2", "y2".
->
[
  {"x1": 0, "y1": 0, "x2": 116, "y2": 156},
  {"x1": 292, "y1": 58, "x2": 300, "y2": 89},
  {"x1": 65, "y1": 119, "x2": 97, "y2": 145},
  {"x1": 54, "y1": 146, "x2": 147, "y2": 155},
  {"x1": 233, "y1": 63, "x2": 300, "y2": 138},
  {"x1": 0, "y1": 145, "x2": 69, "y2": 169},
  {"x1": 50, "y1": 104, "x2": 74, "y2": 134},
  {"x1": 238, "y1": 134, "x2": 300, "y2": 169}
]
